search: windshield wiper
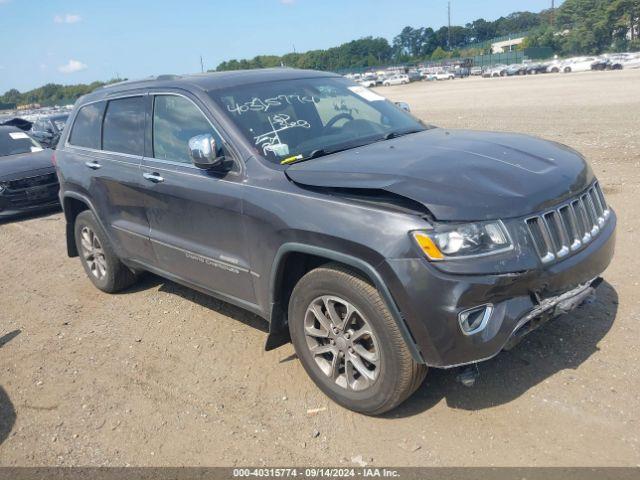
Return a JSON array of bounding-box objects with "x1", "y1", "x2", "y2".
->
[{"x1": 382, "y1": 128, "x2": 424, "y2": 141}]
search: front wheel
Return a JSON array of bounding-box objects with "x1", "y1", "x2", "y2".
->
[{"x1": 288, "y1": 264, "x2": 427, "y2": 415}]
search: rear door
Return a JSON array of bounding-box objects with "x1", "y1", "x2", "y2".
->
[
  {"x1": 64, "y1": 95, "x2": 155, "y2": 264},
  {"x1": 141, "y1": 91, "x2": 256, "y2": 307}
]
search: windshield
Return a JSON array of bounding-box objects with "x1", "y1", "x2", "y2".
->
[
  {"x1": 53, "y1": 115, "x2": 68, "y2": 131},
  {"x1": 209, "y1": 76, "x2": 426, "y2": 164},
  {"x1": 0, "y1": 129, "x2": 43, "y2": 157}
]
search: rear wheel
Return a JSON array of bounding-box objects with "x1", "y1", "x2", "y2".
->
[
  {"x1": 74, "y1": 210, "x2": 138, "y2": 293},
  {"x1": 288, "y1": 264, "x2": 427, "y2": 415}
]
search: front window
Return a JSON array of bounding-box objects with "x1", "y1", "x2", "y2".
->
[
  {"x1": 152, "y1": 95, "x2": 220, "y2": 164},
  {"x1": 0, "y1": 129, "x2": 43, "y2": 157},
  {"x1": 209, "y1": 76, "x2": 426, "y2": 164}
]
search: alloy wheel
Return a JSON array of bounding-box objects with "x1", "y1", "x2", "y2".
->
[
  {"x1": 79, "y1": 226, "x2": 107, "y2": 280},
  {"x1": 303, "y1": 295, "x2": 380, "y2": 391}
]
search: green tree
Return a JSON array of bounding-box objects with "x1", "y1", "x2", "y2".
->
[{"x1": 431, "y1": 46, "x2": 449, "y2": 60}]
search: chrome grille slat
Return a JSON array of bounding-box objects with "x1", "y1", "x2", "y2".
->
[{"x1": 526, "y1": 183, "x2": 610, "y2": 264}]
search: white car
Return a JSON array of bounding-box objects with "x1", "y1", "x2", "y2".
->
[
  {"x1": 382, "y1": 74, "x2": 409, "y2": 86},
  {"x1": 434, "y1": 71, "x2": 455, "y2": 81},
  {"x1": 546, "y1": 61, "x2": 563, "y2": 73},
  {"x1": 359, "y1": 79, "x2": 377, "y2": 88},
  {"x1": 561, "y1": 57, "x2": 598, "y2": 73}
]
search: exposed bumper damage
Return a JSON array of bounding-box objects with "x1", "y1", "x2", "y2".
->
[{"x1": 382, "y1": 209, "x2": 616, "y2": 368}]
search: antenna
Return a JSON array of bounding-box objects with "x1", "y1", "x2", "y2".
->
[{"x1": 200, "y1": 55, "x2": 204, "y2": 73}]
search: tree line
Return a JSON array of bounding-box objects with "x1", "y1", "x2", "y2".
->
[
  {"x1": 0, "y1": 79, "x2": 124, "y2": 110},
  {"x1": 215, "y1": 0, "x2": 639, "y2": 72},
  {"x1": 213, "y1": 10, "x2": 546, "y2": 72}
]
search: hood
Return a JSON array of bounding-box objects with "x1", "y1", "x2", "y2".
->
[
  {"x1": 0, "y1": 149, "x2": 55, "y2": 181},
  {"x1": 285, "y1": 129, "x2": 593, "y2": 221}
]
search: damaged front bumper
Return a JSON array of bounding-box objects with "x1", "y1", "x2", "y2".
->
[
  {"x1": 382, "y1": 209, "x2": 616, "y2": 368},
  {"x1": 502, "y1": 276, "x2": 600, "y2": 351}
]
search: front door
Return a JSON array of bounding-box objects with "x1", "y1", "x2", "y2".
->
[{"x1": 141, "y1": 92, "x2": 256, "y2": 308}]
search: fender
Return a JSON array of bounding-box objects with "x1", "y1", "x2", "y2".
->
[
  {"x1": 266, "y1": 242, "x2": 425, "y2": 364},
  {"x1": 62, "y1": 191, "x2": 116, "y2": 258}
]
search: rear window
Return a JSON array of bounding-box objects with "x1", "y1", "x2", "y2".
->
[
  {"x1": 69, "y1": 102, "x2": 105, "y2": 149},
  {"x1": 102, "y1": 96, "x2": 145, "y2": 156}
]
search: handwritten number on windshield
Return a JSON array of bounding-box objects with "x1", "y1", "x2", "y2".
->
[{"x1": 227, "y1": 94, "x2": 318, "y2": 115}]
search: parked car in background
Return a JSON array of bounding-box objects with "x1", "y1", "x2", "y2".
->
[
  {"x1": 483, "y1": 65, "x2": 507, "y2": 77},
  {"x1": 0, "y1": 126, "x2": 59, "y2": 217},
  {"x1": 470, "y1": 66, "x2": 483, "y2": 76},
  {"x1": 56, "y1": 68, "x2": 615, "y2": 414},
  {"x1": 562, "y1": 57, "x2": 598, "y2": 73},
  {"x1": 546, "y1": 60, "x2": 563, "y2": 73},
  {"x1": 618, "y1": 52, "x2": 640, "y2": 69},
  {"x1": 505, "y1": 64, "x2": 527, "y2": 76},
  {"x1": 591, "y1": 57, "x2": 623, "y2": 71},
  {"x1": 525, "y1": 63, "x2": 549, "y2": 75},
  {"x1": 359, "y1": 77, "x2": 377, "y2": 88},
  {"x1": 407, "y1": 70, "x2": 423, "y2": 82},
  {"x1": 434, "y1": 71, "x2": 455, "y2": 80},
  {"x1": 383, "y1": 74, "x2": 409, "y2": 86},
  {"x1": 30, "y1": 114, "x2": 69, "y2": 149}
]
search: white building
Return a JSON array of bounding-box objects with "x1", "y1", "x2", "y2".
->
[{"x1": 491, "y1": 37, "x2": 525, "y2": 54}]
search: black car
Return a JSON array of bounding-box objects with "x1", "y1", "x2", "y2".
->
[
  {"x1": 30, "y1": 113, "x2": 69, "y2": 148},
  {"x1": 0, "y1": 126, "x2": 59, "y2": 218},
  {"x1": 55, "y1": 69, "x2": 616, "y2": 414},
  {"x1": 525, "y1": 63, "x2": 548, "y2": 75},
  {"x1": 591, "y1": 58, "x2": 624, "y2": 71}
]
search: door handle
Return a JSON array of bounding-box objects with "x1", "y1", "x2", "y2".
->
[
  {"x1": 143, "y1": 172, "x2": 164, "y2": 183},
  {"x1": 85, "y1": 160, "x2": 101, "y2": 170}
]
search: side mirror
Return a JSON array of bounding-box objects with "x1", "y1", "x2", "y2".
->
[
  {"x1": 395, "y1": 101, "x2": 411, "y2": 112},
  {"x1": 188, "y1": 134, "x2": 223, "y2": 169}
]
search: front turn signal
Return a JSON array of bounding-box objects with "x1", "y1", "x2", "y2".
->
[{"x1": 412, "y1": 232, "x2": 445, "y2": 261}]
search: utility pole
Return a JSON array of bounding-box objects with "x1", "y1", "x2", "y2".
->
[
  {"x1": 447, "y1": 1, "x2": 451, "y2": 48},
  {"x1": 550, "y1": 0, "x2": 555, "y2": 27},
  {"x1": 200, "y1": 55, "x2": 204, "y2": 73}
]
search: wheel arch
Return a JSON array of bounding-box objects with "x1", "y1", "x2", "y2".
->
[
  {"x1": 265, "y1": 242, "x2": 424, "y2": 364},
  {"x1": 61, "y1": 192, "x2": 107, "y2": 258}
]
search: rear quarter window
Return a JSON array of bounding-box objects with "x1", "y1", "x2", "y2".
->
[{"x1": 69, "y1": 102, "x2": 105, "y2": 149}]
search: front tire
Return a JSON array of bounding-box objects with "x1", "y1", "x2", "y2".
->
[
  {"x1": 74, "y1": 210, "x2": 138, "y2": 293},
  {"x1": 288, "y1": 264, "x2": 427, "y2": 415}
]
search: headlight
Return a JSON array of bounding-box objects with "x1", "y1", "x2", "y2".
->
[
  {"x1": 412, "y1": 221, "x2": 513, "y2": 261},
  {"x1": 0, "y1": 182, "x2": 7, "y2": 194}
]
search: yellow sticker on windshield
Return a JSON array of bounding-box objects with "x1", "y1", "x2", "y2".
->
[{"x1": 281, "y1": 154, "x2": 303, "y2": 165}]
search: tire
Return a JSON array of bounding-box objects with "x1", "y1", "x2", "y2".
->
[
  {"x1": 564, "y1": 66, "x2": 572, "y2": 73},
  {"x1": 288, "y1": 263, "x2": 427, "y2": 415},
  {"x1": 74, "y1": 210, "x2": 138, "y2": 293}
]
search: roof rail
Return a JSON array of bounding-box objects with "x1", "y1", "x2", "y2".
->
[{"x1": 99, "y1": 74, "x2": 182, "y2": 90}]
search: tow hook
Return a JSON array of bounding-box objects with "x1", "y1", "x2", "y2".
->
[{"x1": 456, "y1": 364, "x2": 479, "y2": 387}]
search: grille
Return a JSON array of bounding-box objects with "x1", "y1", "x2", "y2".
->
[
  {"x1": 7, "y1": 172, "x2": 58, "y2": 190},
  {"x1": 526, "y1": 182, "x2": 610, "y2": 264}
]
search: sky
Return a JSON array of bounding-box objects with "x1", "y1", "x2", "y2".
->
[{"x1": 0, "y1": 0, "x2": 561, "y2": 93}]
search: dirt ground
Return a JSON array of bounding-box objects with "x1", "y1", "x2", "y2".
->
[{"x1": 1, "y1": 70, "x2": 639, "y2": 467}]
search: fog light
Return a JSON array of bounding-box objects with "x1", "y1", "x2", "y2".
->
[{"x1": 458, "y1": 304, "x2": 493, "y2": 335}]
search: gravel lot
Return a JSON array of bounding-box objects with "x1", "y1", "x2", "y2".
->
[{"x1": 1, "y1": 70, "x2": 639, "y2": 467}]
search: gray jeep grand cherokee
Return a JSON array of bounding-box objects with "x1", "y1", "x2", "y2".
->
[{"x1": 56, "y1": 68, "x2": 616, "y2": 414}]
